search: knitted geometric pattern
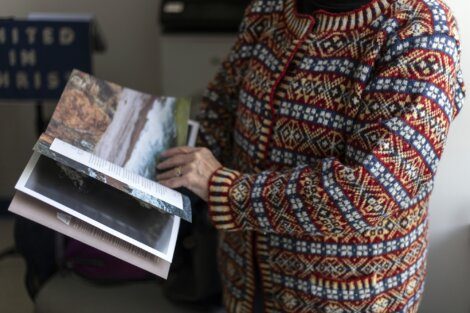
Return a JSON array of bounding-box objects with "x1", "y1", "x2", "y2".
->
[{"x1": 197, "y1": 0, "x2": 465, "y2": 312}]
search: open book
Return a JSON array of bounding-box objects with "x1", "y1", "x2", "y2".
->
[{"x1": 9, "y1": 70, "x2": 198, "y2": 279}]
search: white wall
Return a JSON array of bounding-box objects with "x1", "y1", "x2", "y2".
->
[
  {"x1": 419, "y1": 1, "x2": 470, "y2": 312},
  {"x1": 0, "y1": 0, "x2": 163, "y2": 198}
]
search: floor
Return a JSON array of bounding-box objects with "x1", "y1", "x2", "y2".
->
[{"x1": 0, "y1": 216, "x2": 34, "y2": 313}]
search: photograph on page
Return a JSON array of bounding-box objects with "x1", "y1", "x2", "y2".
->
[{"x1": 16, "y1": 152, "x2": 180, "y2": 263}]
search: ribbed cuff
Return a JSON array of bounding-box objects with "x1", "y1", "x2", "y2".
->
[{"x1": 207, "y1": 167, "x2": 241, "y2": 230}]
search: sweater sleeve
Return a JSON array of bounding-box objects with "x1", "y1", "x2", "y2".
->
[
  {"x1": 195, "y1": 5, "x2": 255, "y2": 165},
  {"x1": 207, "y1": 30, "x2": 465, "y2": 236}
]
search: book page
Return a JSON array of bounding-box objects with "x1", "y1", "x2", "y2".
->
[
  {"x1": 50, "y1": 138, "x2": 183, "y2": 211},
  {"x1": 34, "y1": 70, "x2": 192, "y2": 222}
]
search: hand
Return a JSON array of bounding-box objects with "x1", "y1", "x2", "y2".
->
[{"x1": 156, "y1": 146, "x2": 222, "y2": 202}]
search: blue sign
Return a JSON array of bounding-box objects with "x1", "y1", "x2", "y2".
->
[{"x1": 0, "y1": 20, "x2": 92, "y2": 100}]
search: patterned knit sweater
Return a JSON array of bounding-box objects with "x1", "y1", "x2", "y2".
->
[{"x1": 196, "y1": 0, "x2": 465, "y2": 312}]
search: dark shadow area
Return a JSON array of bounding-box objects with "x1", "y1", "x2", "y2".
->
[{"x1": 0, "y1": 198, "x2": 13, "y2": 216}]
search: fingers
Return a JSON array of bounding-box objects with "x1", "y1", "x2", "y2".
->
[
  {"x1": 157, "y1": 153, "x2": 195, "y2": 170},
  {"x1": 159, "y1": 169, "x2": 194, "y2": 190},
  {"x1": 159, "y1": 176, "x2": 187, "y2": 189},
  {"x1": 156, "y1": 146, "x2": 221, "y2": 202},
  {"x1": 161, "y1": 146, "x2": 196, "y2": 158},
  {"x1": 156, "y1": 164, "x2": 190, "y2": 181}
]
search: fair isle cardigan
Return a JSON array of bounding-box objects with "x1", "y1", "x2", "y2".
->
[{"x1": 196, "y1": 0, "x2": 465, "y2": 312}]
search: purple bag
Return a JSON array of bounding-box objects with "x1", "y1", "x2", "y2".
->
[{"x1": 64, "y1": 239, "x2": 150, "y2": 282}]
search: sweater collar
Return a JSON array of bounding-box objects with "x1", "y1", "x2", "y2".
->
[
  {"x1": 284, "y1": 0, "x2": 393, "y2": 37},
  {"x1": 297, "y1": 0, "x2": 375, "y2": 14}
]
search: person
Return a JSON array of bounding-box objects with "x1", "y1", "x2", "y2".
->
[{"x1": 156, "y1": 0, "x2": 465, "y2": 311}]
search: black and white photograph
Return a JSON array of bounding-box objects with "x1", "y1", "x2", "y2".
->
[{"x1": 16, "y1": 153, "x2": 179, "y2": 261}]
